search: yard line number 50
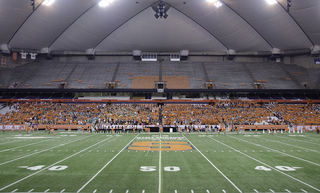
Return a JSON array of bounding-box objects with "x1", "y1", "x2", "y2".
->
[{"x1": 140, "y1": 166, "x2": 180, "y2": 172}]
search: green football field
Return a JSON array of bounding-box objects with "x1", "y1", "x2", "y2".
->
[{"x1": 0, "y1": 131, "x2": 319, "y2": 193}]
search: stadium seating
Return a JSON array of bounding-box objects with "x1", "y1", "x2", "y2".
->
[{"x1": 1, "y1": 61, "x2": 320, "y2": 89}]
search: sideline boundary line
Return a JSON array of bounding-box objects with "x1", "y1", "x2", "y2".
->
[
  {"x1": 228, "y1": 135, "x2": 320, "y2": 167},
  {"x1": 77, "y1": 134, "x2": 140, "y2": 193},
  {"x1": 0, "y1": 135, "x2": 92, "y2": 166},
  {"x1": 183, "y1": 134, "x2": 242, "y2": 193},
  {"x1": 210, "y1": 137, "x2": 320, "y2": 192},
  {"x1": 0, "y1": 136, "x2": 113, "y2": 192}
]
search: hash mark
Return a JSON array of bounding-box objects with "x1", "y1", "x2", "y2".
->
[
  {"x1": 18, "y1": 166, "x2": 28, "y2": 168},
  {"x1": 27, "y1": 189, "x2": 34, "y2": 193},
  {"x1": 269, "y1": 189, "x2": 275, "y2": 193},
  {"x1": 11, "y1": 189, "x2": 18, "y2": 193},
  {"x1": 44, "y1": 189, "x2": 50, "y2": 192},
  {"x1": 285, "y1": 189, "x2": 291, "y2": 193},
  {"x1": 93, "y1": 189, "x2": 97, "y2": 193},
  {"x1": 222, "y1": 189, "x2": 226, "y2": 193},
  {"x1": 60, "y1": 189, "x2": 65, "y2": 193},
  {"x1": 206, "y1": 190, "x2": 210, "y2": 193},
  {"x1": 126, "y1": 190, "x2": 129, "y2": 193},
  {"x1": 253, "y1": 189, "x2": 259, "y2": 193},
  {"x1": 301, "y1": 189, "x2": 308, "y2": 193},
  {"x1": 109, "y1": 190, "x2": 113, "y2": 193}
]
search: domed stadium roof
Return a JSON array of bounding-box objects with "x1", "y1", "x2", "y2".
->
[{"x1": 0, "y1": 0, "x2": 319, "y2": 54}]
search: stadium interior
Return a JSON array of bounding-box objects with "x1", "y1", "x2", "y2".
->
[
  {"x1": 0, "y1": 1, "x2": 320, "y2": 193},
  {"x1": 0, "y1": 0, "x2": 320, "y2": 127}
]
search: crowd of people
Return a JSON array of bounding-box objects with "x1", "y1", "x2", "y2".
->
[
  {"x1": 0, "y1": 102, "x2": 102, "y2": 125},
  {"x1": 268, "y1": 103, "x2": 320, "y2": 125},
  {"x1": 162, "y1": 102, "x2": 272, "y2": 125},
  {"x1": 0, "y1": 102, "x2": 319, "y2": 128}
]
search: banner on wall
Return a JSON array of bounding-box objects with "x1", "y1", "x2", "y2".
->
[
  {"x1": 0, "y1": 125, "x2": 25, "y2": 130},
  {"x1": 1, "y1": 57, "x2": 6, "y2": 66},
  {"x1": 296, "y1": 125, "x2": 320, "y2": 131},
  {"x1": 12, "y1": 52, "x2": 18, "y2": 61},
  {"x1": 30, "y1": 53, "x2": 37, "y2": 60},
  {"x1": 20, "y1": 52, "x2": 27, "y2": 59}
]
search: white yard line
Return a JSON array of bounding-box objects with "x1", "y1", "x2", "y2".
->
[
  {"x1": 210, "y1": 137, "x2": 320, "y2": 192},
  {"x1": 77, "y1": 134, "x2": 139, "y2": 193},
  {"x1": 159, "y1": 135, "x2": 162, "y2": 193},
  {"x1": 228, "y1": 135, "x2": 320, "y2": 167},
  {"x1": 0, "y1": 136, "x2": 113, "y2": 192},
  {"x1": 0, "y1": 139, "x2": 54, "y2": 153},
  {"x1": 300, "y1": 135, "x2": 320, "y2": 141},
  {"x1": 183, "y1": 134, "x2": 242, "y2": 193},
  {"x1": 0, "y1": 136, "x2": 91, "y2": 166},
  {"x1": 277, "y1": 135, "x2": 320, "y2": 146},
  {"x1": 145, "y1": 139, "x2": 154, "y2": 157},
  {"x1": 261, "y1": 138, "x2": 320, "y2": 153},
  {"x1": 0, "y1": 140, "x2": 23, "y2": 146},
  {"x1": 79, "y1": 139, "x2": 114, "y2": 158}
]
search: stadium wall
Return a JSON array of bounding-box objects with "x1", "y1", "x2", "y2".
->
[{"x1": 291, "y1": 54, "x2": 320, "y2": 69}]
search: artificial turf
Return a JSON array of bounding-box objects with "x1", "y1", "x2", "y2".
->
[{"x1": 0, "y1": 130, "x2": 319, "y2": 193}]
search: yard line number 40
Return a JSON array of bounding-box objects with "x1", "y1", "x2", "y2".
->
[
  {"x1": 18, "y1": 165, "x2": 68, "y2": 171},
  {"x1": 255, "y1": 166, "x2": 302, "y2": 171}
]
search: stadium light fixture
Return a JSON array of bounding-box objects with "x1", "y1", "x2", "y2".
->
[
  {"x1": 30, "y1": 0, "x2": 35, "y2": 10},
  {"x1": 42, "y1": 0, "x2": 55, "y2": 6},
  {"x1": 265, "y1": 0, "x2": 277, "y2": 5},
  {"x1": 214, "y1": 1, "x2": 222, "y2": 8},
  {"x1": 154, "y1": 0, "x2": 168, "y2": 19},
  {"x1": 287, "y1": 0, "x2": 292, "y2": 12},
  {"x1": 99, "y1": 0, "x2": 114, "y2": 7},
  {"x1": 206, "y1": 0, "x2": 223, "y2": 8}
]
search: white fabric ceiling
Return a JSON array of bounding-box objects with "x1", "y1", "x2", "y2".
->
[{"x1": 0, "y1": 0, "x2": 319, "y2": 53}]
